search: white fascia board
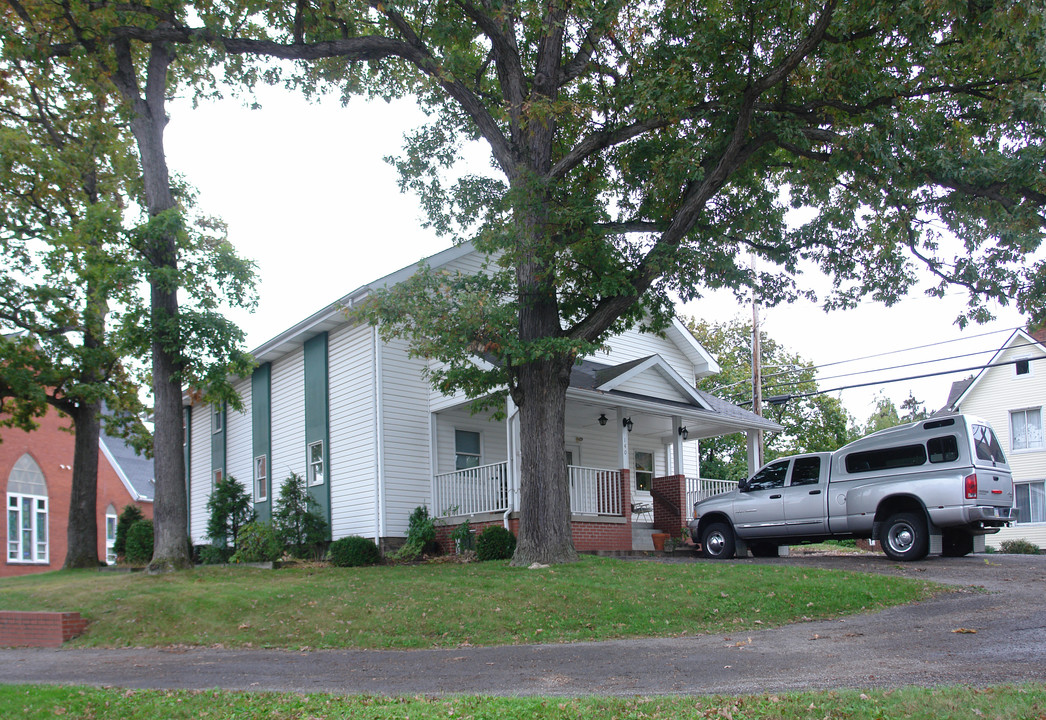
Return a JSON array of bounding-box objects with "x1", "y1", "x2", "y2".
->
[
  {"x1": 667, "y1": 317, "x2": 721, "y2": 377},
  {"x1": 953, "y1": 328, "x2": 1040, "y2": 408},
  {"x1": 595, "y1": 354, "x2": 712, "y2": 410},
  {"x1": 98, "y1": 436, "x2": 148, "y2": 501}
]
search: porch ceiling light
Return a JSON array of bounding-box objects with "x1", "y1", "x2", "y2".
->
[
  {"x1": 598, "y1": 413, "x2": 608, "y2": 426},
  {"x1": 622, "y1": 417, "x2": 634, "y2": 432},
  {"x1": 678, "y1": 426, "x2": 688, "y2": 440}
]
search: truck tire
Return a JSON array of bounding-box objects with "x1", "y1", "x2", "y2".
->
[
  {"x1": 882, "y1": 512, "x2": 929, "y2": 561},
  {"x1": 700, "y1": 522, "x2": 736, "y2": 559},
  {"x1": 942, "y1": 529, "x2": 975, "y2": 557}
]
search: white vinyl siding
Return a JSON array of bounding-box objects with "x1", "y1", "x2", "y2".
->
[
  {"x1": 188, "y1": 403, "x2": 212, "y2": 542},
  {"x1": 381, "y1": 338, "x2": 434, "y2": 537},
  {"x1": 225, "y1": 377, "x2": 253, "y2": 490},
  {"x1": 270, "y1": 348, "x2": 306, "y2": 493},
  {"x1": 434, "y1": 410, "x2": 508, "y2": 478},
  {"x1": 592, "y1": 326, "x2": 697, "y2": 384},
  {"x1": 328, "y1": 323, "x2": 378, "y2": 539},
  {"x1": 614, "y1": 372, "x2": 691, "y2": 403}
]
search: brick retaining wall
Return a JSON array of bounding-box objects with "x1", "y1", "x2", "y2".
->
[{"x1": 0, "y1": 611, "x2": 87, "y2": 647}]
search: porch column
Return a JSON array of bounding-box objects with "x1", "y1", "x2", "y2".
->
[
  {"x1": 617, "y1": 408, "x2": 629, "y2": 471},
  {"x1": 506, "y1": 393, "x2": 520, "y2": 513},
  {"x1": 671, "y1": 414, "x2": 684, "y2": 476},
  {"x1": 746, "y1": 431, "x2": 760, "y2": 476}
]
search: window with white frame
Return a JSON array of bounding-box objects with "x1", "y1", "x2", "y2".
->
[
  {"x1": 634, "y1": 450, "x2": 654, "y2": 492},
  {"x1": 212, "y1": 468, "x2": 223, "y2": 493},
  {"x1": 7, "y1": 454, "x2": 48, "y2": 564},
  {"x1": 212, "y1": 404, "x2": 222, "y2": 434},
  {"x1": 254, "y1": 455, "x2": 268, "y2": 502},
  {"x1": 1015, "y1": 357, "x2": 1031, "y2": 376},
  {"x1": 105, "y1": 505, "x2": 118, "y2": 565},
  {"x1": 455, "y1": 430, "x2": 481, "y2": 470},
  {"x1": 308, "y1": 441, "x2": 325, "y2": 486},
  {"x1": 1011, "y1": 408, "x2": 1043, "y2": 451},
  {"x1": 1015, "y1": 481, "x2": 1045, "y2": 524}
]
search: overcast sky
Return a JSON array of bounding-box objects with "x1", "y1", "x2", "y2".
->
[{"x1": 165, "y1": 85, "x2": 1028, "y2": 425}]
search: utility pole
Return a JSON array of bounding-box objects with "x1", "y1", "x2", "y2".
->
[{"x1": 748, "y1": 253, "x2": 764, "y2": 472}]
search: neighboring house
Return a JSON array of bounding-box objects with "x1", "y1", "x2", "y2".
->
[
  {"x1": 939, "y1": 327, "x2": 1046, "y2": 549},
  {"x1": 1, "y1": 405, "x2": 154, "y2": 577},
  {"x1": 185, "y1": 243, "x2": 779, "y2": 553}
]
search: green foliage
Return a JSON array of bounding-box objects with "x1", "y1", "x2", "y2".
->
[
  {"x1": 450, "y1": 519, "x2": 474, "y2": 552},
  {"x1": 689, "y1": 318, "x2": 860, "y2": 481},
  {"x1": 999, "y1": 538, "x2": 1041, "y2": 555},
  {"x1": 390, "y1": 506, "x2": 440, "y2": 561},
  {"x1": 113, "y1": 505, "x2": 145, "y2": 559},
  {"x1": 206, "y1": 476, "x2": 255, "y2": 550},
  {"x1": 475, "y1": 525, "x2": 517, "y2": 561},
  {"x1": 124, "y1": 519, "x2": 154, "y2": 565},
  {"x1": 272, "y1": 473, "x2": 329, "y2": 559},
  {"x1": 328, "y1": 536, "x2": 382, "y2": 567},
  {"x1": 229, "y1": 522, "x2": 283, "y2": 564}
]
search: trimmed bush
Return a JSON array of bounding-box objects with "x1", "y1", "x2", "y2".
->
[
  {"x1": 125, "y1": 519, "x2": 154, "y2": 564},
  {"x1": 230, "y1": 522, "x2": 283, "y2": 563},
  {"x1": 1000, "y1": 538, "x2": 1041, "y2": 555},
  {"x1": 113, "y1": 505, "x2": 144, "y2": 559},
  {"x1": 476, "y1": 525, "x2": 516, "y2": 561},
  {"x1": 328, "y1": 535, "x2": 382, "y2": 567}
]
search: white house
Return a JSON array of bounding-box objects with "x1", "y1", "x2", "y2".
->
[
  {"x1": 184, "y1": 243, "x2": 780, "y2": 553},
  {"x1": 940, "y1": 327, "x2": 1046, "y2": 549}
]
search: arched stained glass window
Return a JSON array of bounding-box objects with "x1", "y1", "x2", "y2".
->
[{"x1": 7, "y1": 454, "x2": 48, "y2": 563}]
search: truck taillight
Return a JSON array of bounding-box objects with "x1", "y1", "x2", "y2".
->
[{"x1": 964, "y1": 473, "x2": 978, "y2": 500}]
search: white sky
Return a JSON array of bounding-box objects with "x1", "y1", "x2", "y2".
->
[{"x1": 165, "y1": 86, "x2": 1028, "y2": 426}]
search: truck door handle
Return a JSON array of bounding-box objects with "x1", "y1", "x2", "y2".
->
[
  {"x1": 770, "y1": 494, "x2": 782, "y2": 499},
  {"x1": 809, "y1": 490, "x2": 821, "y2": 495}
]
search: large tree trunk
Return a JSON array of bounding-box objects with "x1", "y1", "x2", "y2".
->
[
  {"x1": 63, "y1": 400, "x2": 101, "y2": 568},
  {"x1": 112, "y1": 39, "x2": 191, "y2": 571}
]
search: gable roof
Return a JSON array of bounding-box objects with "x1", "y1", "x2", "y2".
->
[
  {"x1": 99, "y1": 430, "x2": 154, "y2": 502},
  {"x1": 950, "y1": 328, "x2": 1046, "y2": 409}
]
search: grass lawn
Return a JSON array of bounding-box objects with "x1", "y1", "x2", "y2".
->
[
  {"x1": 0, "y1": 556, "x2": 936, "y2": 649},
  {"x1": 2, "y1": 684, "x2": 1044, "y2": 719}
]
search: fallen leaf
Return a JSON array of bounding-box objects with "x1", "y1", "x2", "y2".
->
[{"x1": 952, "y1": 628, "x2": 978, "y2": 634}]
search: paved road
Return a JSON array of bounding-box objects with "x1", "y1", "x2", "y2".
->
[{"x1": 1, "y1": 553, "x2": 1044, "y2": 696}]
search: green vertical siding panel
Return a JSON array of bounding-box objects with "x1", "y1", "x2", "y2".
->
[
  {"x1": 304, "y1": 333, "x2": 331, "y2": 531},
  {"x1": 252, "y1": 364, "x2": 273, "y2": 522},
  {"x1": 211, "y1": 403, "x2": 226, "y2": 486},
  {"x1": 184, "y1": 406, "x2": 192, "y2": 533}
]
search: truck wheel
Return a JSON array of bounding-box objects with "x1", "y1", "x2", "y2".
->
[
  {"x1": 700, "y1": 522, "x2": 736, "y2": 559},
  {"x1": 942, "y1": 529, "x2": 974, "y2": 557},
  {"x1": 882, "y1": 512, "x2": 929, "y2": 561}
]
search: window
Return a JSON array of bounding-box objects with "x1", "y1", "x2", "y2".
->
[
  {"x1": 1015, "y1": 481, "x2": 1045, "y2": 524},
  {"x1": 927, "y1": 435, "x2": 959, "y2": 464},
  {"x1": 1015, "y1": 358, "x2": 1031, "y2": 376},
  {"x1": 790, "y1": 456, "x2": 821, "y2": 486},
  {"x1": 1011, "y1": 409, "x2": 1043, "y2": 451},
  {"x1": 254, "y1": 455, "x2": 268, "y2": 502},
  {"x1": 455, "y1": 430, "x2": 481, "y2": 470},
  {"x1": 745, "y1": 459, "x2": 789, "y2": 491},
  {"x1": 7, "y1": 454, "x2": 48, "y2": 564},
  {"x1": 308, "y1": 441, "x2": 325, "y2": 486},
  {"x1": 634, "y1": 451, "x2": 654, "y2": 492},
  {"x1": 212, "y1": 404, "x2": 222, "y2": 434},
  {"x1": 212, "y1": 469, "x2": 222, "y2": 493},
  {"x1": 845, "y1": 444, "x2": 926, "y2": 474},
  {"x1": 105, "y1": 505, "x2": 118, "y2": 565},
  {"x1": 972, "y1": 423, "x2": 1006, "y2": 463}
]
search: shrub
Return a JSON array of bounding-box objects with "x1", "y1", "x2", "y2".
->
[
  {"x1": 1000, "y1": 538, "x2": 1041, "y2": 555},
  {"x1": 198, "y1": 544, "x2": 231, "y2": 565},
  {"x1": 124, "y1": 519, "x2": 154, "y2": 564},
  {"x1": 207, "y1": 476, "x2": 255, "y2": 550},
  {"x1": 273, "y1": 472, "x2": 329, "y2": 559},
  {"x1": 328, "y1": 536, "x2": 382, "y2": 567},
  {"x1": 450, "y1": 519, "x2": 474, "y2": 553},
  {"x1": 391, "y1": 506, "x2": 439, "y2": 561},
  {"x1": 230, "y1": 522, "x2": 283, "y2": 563},
  {"x1": 476, "y1": 525, "x2": 516, "y2": 561},
  {"x1": 113, "y1": 505, "x2": 144, "y2": 559}
]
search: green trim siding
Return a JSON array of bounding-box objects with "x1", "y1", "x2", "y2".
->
[
  {"x1": 211, "y1": 402, "x2": 226, "y2": 486},
  {"x1": 183, "y1": 406, "x2": 192, "y2": 533},
  {"x1": 304, "y1": 333, "x2": 331, "y2": 531},
  {"x1": 252, "y1": 363, "x2": 273, "y2": 522}
]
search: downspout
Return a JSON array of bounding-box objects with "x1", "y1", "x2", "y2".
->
[
  {"x1": 504, "y1": 392, "x2": 518, "y2": 530},
  {"x1": 373, "y1": 325, "x2": 386, "y2": 545}
]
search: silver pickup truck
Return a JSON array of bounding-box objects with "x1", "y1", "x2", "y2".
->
[{"x1": 688, "y1": 414, "x2": 1017, "y2": 561}]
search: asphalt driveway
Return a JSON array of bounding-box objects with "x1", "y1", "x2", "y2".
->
[{"x1": 1, "y1": 552, "x2": 1044, "y2": 696}]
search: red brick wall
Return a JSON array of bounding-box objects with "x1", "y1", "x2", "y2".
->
[
  {"x1": 0, "y1": 406, "x2": 152, "y2": 577},
  {"x1": 652, "y1": 474, "x2": 687, "y2": 535},
  {"x1": 0, "y1": 611, "x2": 87, "y2": 647}
]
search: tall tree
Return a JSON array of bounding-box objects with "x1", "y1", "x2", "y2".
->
[
  {"x1": 2, "y1": 2, "x2": 257, "y2": 571},
  {"x1": 0, "y1": 45, "x2": 147, "y2": 568},
  {"x1": 23, "y1": 0, "x2": 1045, "y2": 564},
  {"x1": 689, "y1": 318, "x2": 859, "y2": 482}
]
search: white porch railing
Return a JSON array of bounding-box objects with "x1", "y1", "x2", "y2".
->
[
  {"x1": 685, "y1": 477, "x2": 738, "y2": 516},
  {"x1": 434, "y1": 462, "x2": 508, "y2": 517},
  {"x1": 569, "y1": 465, "x2": 622, "y2": 516}
]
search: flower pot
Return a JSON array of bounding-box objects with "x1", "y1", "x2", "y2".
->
[{"x1": 651, "y1": 532, "x2": 670, "y2": 552}]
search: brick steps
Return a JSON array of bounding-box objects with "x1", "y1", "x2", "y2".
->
[{"x1": 0, "y1": 611, "x2": 87, "y2": 647}]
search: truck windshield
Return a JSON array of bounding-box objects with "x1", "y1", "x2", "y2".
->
[{"x1": 972, "y1": 424, "x2": 1006, "y2": 465}]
